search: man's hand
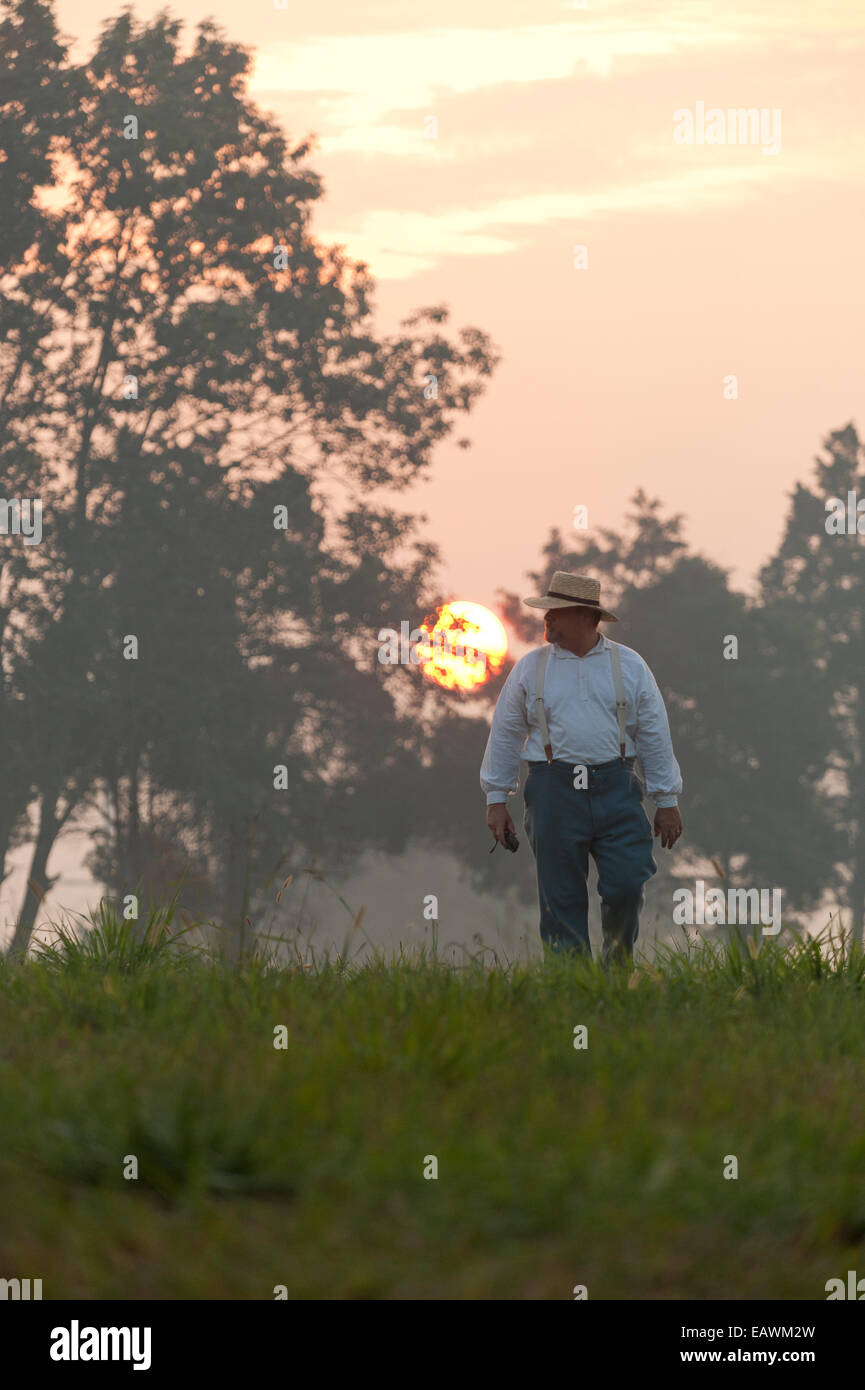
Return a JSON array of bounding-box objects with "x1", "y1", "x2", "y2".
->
[
  {"x1": 486, "y1": 802, "x2": 515, "y2": 847},
  {"x1": 654, "y1": 805, "x2": 683, "y2": 849}
]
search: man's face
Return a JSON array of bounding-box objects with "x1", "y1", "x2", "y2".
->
[
  {"x1": 543, "y1": 608, "x2": 562, "y2": 643},
  {"x1": 544, "y1": 606, "x2": 597, "y2": 644}
]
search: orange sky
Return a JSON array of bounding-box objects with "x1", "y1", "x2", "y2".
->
[
  {"x1": 58, "y1": 0, "x2": 865, "y2": 614},
  {"x1": 6, "y1": 0, "x2": 863, "y2": 939}
]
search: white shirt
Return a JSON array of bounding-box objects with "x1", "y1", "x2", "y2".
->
[{"x1": 480, "y1": 633, "x2": 682, "y2": 807}]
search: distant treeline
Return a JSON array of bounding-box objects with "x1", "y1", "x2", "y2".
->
[{"x1": 2, "y1": 1, "x2": 864, "y2": 952}]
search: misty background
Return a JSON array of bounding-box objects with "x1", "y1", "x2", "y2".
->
[{"x1": 2, "y1": 0, "x2": 863, "y2": 961}]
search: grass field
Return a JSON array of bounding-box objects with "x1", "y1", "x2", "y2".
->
[{"x1": 2, "y1": 906, "x2": 865, "y2": 1300}]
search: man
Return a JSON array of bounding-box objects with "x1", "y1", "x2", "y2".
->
[{"x1": 481, "y1": 572, "x2": 683, "y2": 965}]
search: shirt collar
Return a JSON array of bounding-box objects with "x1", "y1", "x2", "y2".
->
[{"x1": 552, "y1": 633, "x2": 609, "y2": 660}]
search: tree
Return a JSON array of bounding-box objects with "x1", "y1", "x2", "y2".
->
[
  {"x1": 0, "y1": 0, "x2": 72, "y2": 265},
  {"x1": 1, "y1": 3, "x2": 499, "y2": 955},
  {"x1": 759, "y1": 423, "x2": 865, "y2": 939}
]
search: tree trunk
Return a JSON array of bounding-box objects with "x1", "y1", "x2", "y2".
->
[
  {"x1": 119, "y1": 764, "x2": 143, "y2": 922},
  {"x1": 8, "y1": 788, "x2": 62, "y2": 958},
  {"x1": 223, "y1": 823, "x2": 244, "y2": 964},
  {"x1": 851, "y1": 688, "x2": 865, "y2": 945},
  {"x1": 0, "y1": 795, "x2": 24, "y2": 890},
  {"x1": 0, "y1": 767, "x2": 33, "y2": 893},
  {"x1": 850, "y1": 829, "x2": 865, "y2": 946}
]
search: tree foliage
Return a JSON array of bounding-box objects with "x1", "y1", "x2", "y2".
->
[{"x1": 0, "y1": 1, "x2": 499, "y2": 953}]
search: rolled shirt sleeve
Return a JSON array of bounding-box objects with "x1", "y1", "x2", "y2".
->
[
  {"x1": 634, "y1": 666, "x2": 682, "y2": 807},
  {"x1": 480, "y1": 663, "x2": 530, "y2": 805}
]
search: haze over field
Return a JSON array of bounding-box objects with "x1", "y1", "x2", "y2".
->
[{"x1": 3, "y1": 0, "x2": 863, "y2": 947}]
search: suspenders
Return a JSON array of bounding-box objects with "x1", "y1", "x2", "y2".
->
[
  {"x1": 609, "y1": 641, "x2": 628, "y2": 761},
  {"x1": 533, "y1": 640, "x2": 628, "y2": 764},
  {"x1": 532, "y1": 645, "x2": 554, "y2": 762}
]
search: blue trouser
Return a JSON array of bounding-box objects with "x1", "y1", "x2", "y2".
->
[{"x1": 523, "y1": 757, "x2": 657, "y2": 965}]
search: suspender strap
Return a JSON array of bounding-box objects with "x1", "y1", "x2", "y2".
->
[
  {"x1": 533, "y1": 645, "x2": 553, "y2": 763},
  {"x1": 608, "y1": 640, "x2": 628, "y2": 761}
]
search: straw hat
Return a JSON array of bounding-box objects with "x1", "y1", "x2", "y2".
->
[{"x1": 522, "y1": 571, "x2": 618, "y2": 622}]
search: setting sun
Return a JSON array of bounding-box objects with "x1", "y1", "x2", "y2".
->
[{"x1": 416, "y1": 601, "x2": 508, "y2": 691}]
